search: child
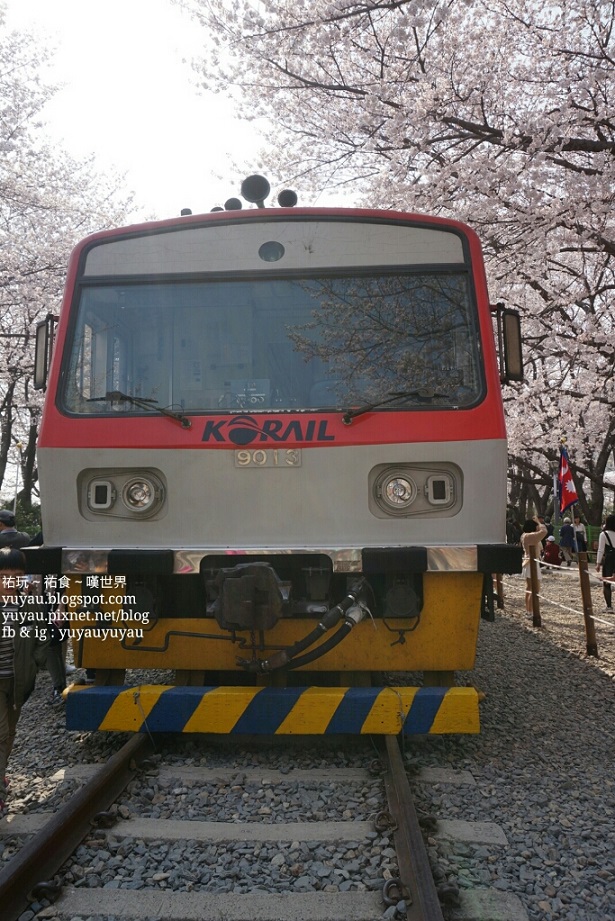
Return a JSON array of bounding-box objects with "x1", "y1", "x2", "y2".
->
[{"x1": 542, "y1": 535, "x2": 561, "y2": 568}]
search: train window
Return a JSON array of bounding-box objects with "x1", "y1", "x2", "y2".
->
[{"x1": 61, "y1": 271, "x2": 482, "y2": 415}]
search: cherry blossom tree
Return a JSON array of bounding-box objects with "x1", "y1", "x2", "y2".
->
[
  {"x1": 0, "y1": 10, "x2": 132, "y2": 509},
  {"x1": 180, "y1": 0, "x2": 615, "y2": 521}
]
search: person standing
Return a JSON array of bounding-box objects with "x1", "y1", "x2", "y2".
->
[
  {"x1": 521, "y1": 517, "x2": 548, "y2": 616},
  {"x1": 558, "y1": 517, "x2": 575, "y2": 566},
  {"x1": 595, "y1": 515, "x2": 615, "y2": 615},
  {"x1": 573, "y1": 515, "x2": 587, "y2": 553},
  {"x1": 0, "y1": 511, "x2": 30, "y2": 550},
  {"x1": 27, "y1": 532, "x2": 74, "y2": 700},
  {"x1": 0, "y1": 547, "x2": 50, "y2": 816}
]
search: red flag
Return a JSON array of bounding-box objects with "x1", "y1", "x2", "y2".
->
[{"x1": 558, "y1": 445, "x2": 579, "y2": 514}]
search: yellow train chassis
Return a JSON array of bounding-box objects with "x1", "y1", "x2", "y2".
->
[
  {"x1": 62, "y1": 572, "x2": 485, "y2": 734},
  {"x1": 73, "y1": 572, "x2": 483, "y2": 673}
]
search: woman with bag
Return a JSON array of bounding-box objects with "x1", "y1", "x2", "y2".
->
[{"x1": 596, "y1": 514, "x2": 615, "y2": 614}]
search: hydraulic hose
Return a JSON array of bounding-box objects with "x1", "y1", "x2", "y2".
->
[
  {"x1": 237, "y1": 583, "x2": 371, "y2": 673},
  {"x1": 280, "y1": 602, "x2": 368, "y2": 670}
]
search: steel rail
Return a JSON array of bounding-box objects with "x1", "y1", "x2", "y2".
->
[
  {"x1": 382, "y1": 734, "x2": 446, "y2": 921},
  {"x1": 0, "y1": 733, "x2": 154, "y2": 921}
]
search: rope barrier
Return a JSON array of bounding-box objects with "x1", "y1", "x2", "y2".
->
[
  {"x1": 535, "y1": 594, "x2": 585, "y2": 618},
  {"x1": 501, "y1": 575, "x2": 583, "y2": 617},
  {"x1": 526, "y1": 558, "x2": 612, "y2": 587},
  {"x1": 501, "y1": 572, "x2": 614, "y2": 628},
  {"x1": 500, "y1": 544, "x2": 611, "y2": 658}
]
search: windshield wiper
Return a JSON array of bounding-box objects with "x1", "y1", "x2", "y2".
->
[
  {"x1": 342, "y1": 388, "x2": 447, "y2": 425},
  {"x1": 88, "y1": 390, "x2": 192, "y2": 429}
]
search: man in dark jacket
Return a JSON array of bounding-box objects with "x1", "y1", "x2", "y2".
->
[
  {"x1": 0, "y1": 511, "x2": 30, "y2": 550},
  {"x1": 0, "y1": 547, "x2": 49, "y2": 815},
  {"x1": 559, "y1": 517, "x2": 576, "y2": 566}
]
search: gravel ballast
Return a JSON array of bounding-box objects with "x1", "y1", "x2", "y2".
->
[
  {"x1": 2, "y1": 564, "x2": 614, "y2": 921},
  {"x1": 413, "y1": 568, "x2": 615, "y2": 921}
]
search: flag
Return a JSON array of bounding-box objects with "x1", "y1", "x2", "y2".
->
[{"x1": 558, "y1": 445, "x2": 579, "y2": 514}]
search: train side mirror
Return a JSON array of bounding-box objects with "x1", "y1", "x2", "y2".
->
[
  {"x1": 33, "y1": 314, "x2": 57, "y2": 391},
  {"x1": 493, "y1": 304, "x2": 523, "y2": 383}
]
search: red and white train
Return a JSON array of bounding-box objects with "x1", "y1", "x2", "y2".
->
[{"x1": 31, "y1": 176, "x2": 522, "y2": 735}]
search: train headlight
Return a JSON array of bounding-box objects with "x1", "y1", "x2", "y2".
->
[
  {"x1": 384, "y1": 476, "x2": 415, "y2": 507},
  {"x1": 369, "y1": 462, "x2": 461, "y2": 519},
  {"x1": 122, "y1": 476, "x2": 163, "y2": 514},
  {"x1": 80, "y1": 468, "x2": 167, "y2": 520},
  {"x1": 375, "y1": 469, "x2": 417, "y2": 514}
]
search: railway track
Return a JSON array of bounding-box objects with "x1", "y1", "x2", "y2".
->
[{"x1": 0, "y1": 735, "x2": 526, "y2": 921}]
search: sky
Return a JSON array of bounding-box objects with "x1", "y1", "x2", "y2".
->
[
  {"x1": 1, "y1": 0, "x2": 348, "y2": 505},
  {"x1": 3, "y1": 0, "x2": 274, "y2": 221}
]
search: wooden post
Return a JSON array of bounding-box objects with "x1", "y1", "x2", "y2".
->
[
  {"x1": 529, "y1": 544, "x2": 541, "y2": 627},
  {"x1": 577, "y1": 551, "x2": 598, "y2": 657}
]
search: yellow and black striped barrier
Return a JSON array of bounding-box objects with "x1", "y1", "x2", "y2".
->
[{"x1": 65, "y1": 685, "x2": 480, "y2": 735}]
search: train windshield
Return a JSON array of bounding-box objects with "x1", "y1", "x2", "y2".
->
[{"x1": 61, "y1": 271, "x2": 483, "y2": 415}]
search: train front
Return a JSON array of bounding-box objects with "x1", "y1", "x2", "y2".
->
[{"x1": 32, "y1": 205, "x2": 521, "y2": 735}]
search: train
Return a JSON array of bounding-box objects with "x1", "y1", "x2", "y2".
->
[{"x1": 28, "y1": 175, "x2": 522, "y2": 735}]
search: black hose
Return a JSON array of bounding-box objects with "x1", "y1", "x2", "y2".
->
[
  {"x1": 281, "y1": 621, "x2": 354, "y2": 670},
  {"x1": 274, "y1": 610, "x2": 334, "y2": 661},
  {"x1": 239, "y1": 588, "x2": 365, "y2": 672}
]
